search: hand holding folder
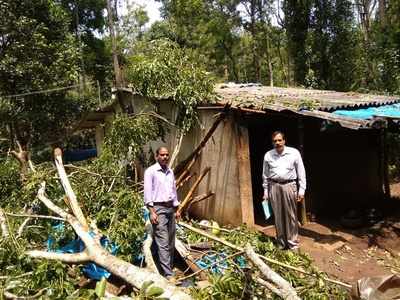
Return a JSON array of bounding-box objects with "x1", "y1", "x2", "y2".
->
[{"x1": 262, "y1": 199, "x2": 273, "y2": 220}]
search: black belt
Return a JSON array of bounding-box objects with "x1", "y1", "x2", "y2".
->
[
  {"x1": 154, "y1": 201, "x2": 174, "y2": 207},
  {"x1": 270, "y1": 179, "x2": 296, "y2": 184}
]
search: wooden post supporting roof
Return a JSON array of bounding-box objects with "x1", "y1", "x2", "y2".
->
[
  {"x1": 236, "y1": 123, "x2": 255, "y2": 227},
  {"x1": 381, "y1": 128, "x2": 390, "y2": 199},
  {"x1": 297, "y1": 117, "x2": 308, "y2": 225}
]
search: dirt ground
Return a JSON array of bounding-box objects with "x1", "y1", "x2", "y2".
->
[{"x1": 259, "y1": 184, "x2": 400, "y2": 286}]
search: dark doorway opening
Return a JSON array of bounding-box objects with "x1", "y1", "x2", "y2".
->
[{"x1": 247, "y1": 112, "x2": 300, "y2": 226}]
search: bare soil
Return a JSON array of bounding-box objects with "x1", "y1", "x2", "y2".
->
[{"x1": 259, "y1": 185, "x2": 400, "y2": 286}]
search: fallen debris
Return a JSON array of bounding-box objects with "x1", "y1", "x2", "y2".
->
[
  {"x1": 27, "y1": 149, "x2": 192, "y2": 300},
  {"x1": 245, "y1": 244, "x2": 300, "y2": 300}
]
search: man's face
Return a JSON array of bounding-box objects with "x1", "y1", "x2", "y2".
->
[
  {"x1": 272, "y1": 134, "x2": 285, "y2": 152},
  {"x1": 156, "y1": 148, "x2": 169, "y2": 167}
]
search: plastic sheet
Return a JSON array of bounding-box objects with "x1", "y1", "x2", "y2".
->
[
  {"x1": 47, "y1": 224, "x2": 118, "y2": 280},
  {"x1": 195, "y1": 252, "x2": 247, "y2": 274},
  {"x1": 333, "y1": 103, "x2": 400, "y2": 120}
]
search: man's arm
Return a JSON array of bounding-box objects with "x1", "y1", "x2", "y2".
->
[
  {"x1": 295, "y1": 151, "x2": 306, "y2": 197},
  {"x1": 262, "y1": 154, "x2": 269, "y2": 200}
]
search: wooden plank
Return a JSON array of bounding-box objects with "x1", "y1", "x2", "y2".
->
[{"x1": 236, "y1": 123, "x2": 255, "y2": 227}]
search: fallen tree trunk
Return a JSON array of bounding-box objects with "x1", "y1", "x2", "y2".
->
[
  {"x1": 245, "y1": 244, "x2": 300, "y2": 300},
  {"x1": 142, "y1": 221, "x2": 159, "y2": 273},
  {"x1": 54, "y1": 148, "x2": 88, "y2": 229},
  {"x1": 25, "y1": 149, "x2": 192, "y2": 300}
]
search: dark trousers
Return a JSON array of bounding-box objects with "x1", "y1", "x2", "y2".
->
[
  {"x1": 269, "y1": 181, "x2": 299, "y2": 249},
  {"x1": 152, "y1": 205, "x2": 176, "y2": 277}
]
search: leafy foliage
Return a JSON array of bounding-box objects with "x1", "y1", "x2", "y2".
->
[
  {"x1": 101, "y1": 114, "x2": 160, "y2": 163},
  {"x1": 125, "y1": 39, "x2": 215, "y2": 132},
  {"x1": 0, "y1": 0, "x2": 99, "y2": 152},
  {"x1": 182, "y1": 224, "x2": 348, "y2": 299}
]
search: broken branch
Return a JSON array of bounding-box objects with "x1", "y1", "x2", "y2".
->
[
  {"x1": 0, "y1": 208, "x2": 9, "y2": 238},
  {"x1": 179, "y1": 222, "x2": 352, "y2": 290},
  {"x1": 6, "y1": 212, "x2": 65, "y2": 221},
  {"x1": 53, "y1": 148, "x2": 88, "y2": 229},
  {"x1": 26, "y1": 251, "x2": 90, "y2": 263},
  {"x1": 245, "y1": 243, "x2": 300, "y2": 300},
  {"x1": 4, "y1": 288, "x2": 47, "y2": 300},
  {"x1": 256, "y1": 277, "x2": 286, "y2": 299},
  {"x1": 33, "y1": 183, "x2": 192, "y2": 300}
]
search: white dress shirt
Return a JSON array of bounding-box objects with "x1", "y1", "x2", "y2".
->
[
  {"x1": 144, "y1": 162, "x2": 179, "y2": 207},
  {"x1": 262, "y1": 146, "x2": 306, "y2": 197}
]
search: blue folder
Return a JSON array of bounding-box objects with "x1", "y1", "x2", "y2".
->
[{"x1": 262, "y1": 200, "x2": 273, "y2": 220}]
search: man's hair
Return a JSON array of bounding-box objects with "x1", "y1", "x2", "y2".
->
[
  {"x1": 271, "y1": 131, "x2": 285, "y2": 140},
  {"x1": 155, "y1": 146, "x2": 169, "y2": 156}
]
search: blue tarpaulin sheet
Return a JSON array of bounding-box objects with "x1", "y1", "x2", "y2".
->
[
  {"x1": 47, "y1": 223, "x2": 118, "y2": 280},
  {"x1": 333, "y1": 103, "x2": 400, "y2": 120},
  {"x1": 64, "y1": 148, "x2": 97, "y2": 162}
]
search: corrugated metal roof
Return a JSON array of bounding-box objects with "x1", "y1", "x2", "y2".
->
[{"x1": 215, "y1": 83, "x2": 400, "y2": 111}]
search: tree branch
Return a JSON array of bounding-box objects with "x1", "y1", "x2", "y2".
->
[
  {"x1": 53, "y1": 148, "x2": 88, "y2": 229},
  {"x1": 4, "y1": 288, "x2": 47, "y2": 299},
  {"x1": 37, "y1": 182, "x2": 68, "y2": 219},
  {"x1": 245, "y1": 244, "x2": 300, "y2": 300},
  {"x1": 26, "y1": 250, "x2": 90, "y2": 263},
  {"x1": 0, "y1": 208, "x2": 9, "y2": 238},
  {"x1": 33, "y1": 183, "x2": 192, "y2": 300},
  {"x1": 6, "y1": 212, "x2": 65, "y2": 221}
]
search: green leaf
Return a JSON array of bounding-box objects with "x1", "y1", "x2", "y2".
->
[
  {"x1": 140, "y1": 280, "x2": 154, "y2": 294},
  {"x1": 95, "y1": 277, "x2": 107, "y2": 298},
  {"x1": 146, "y1": 286, "x2": 164, "y2": 297}
]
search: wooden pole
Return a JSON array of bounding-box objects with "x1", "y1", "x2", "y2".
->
[
  {"x1": 177, "y1": 167, "x2": 211, "y2": 215},
  {"x1": 176, "y1": 157, "x2": 197, "y2": 187},
  {"x1": 236, "y1": 123, "x2": 254, "y2": 226},
  {"x1": 382, "y1": 129, "x2": 390, "y2": 199},
  {"x1": 174, "y1": 111, "x2": 227, "y2": 176},
  {"x1": 297, "y1": 118, "x2": 307, "y2": 225}
]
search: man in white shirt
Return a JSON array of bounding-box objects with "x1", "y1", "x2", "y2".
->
[
  {"x1": 262, "y1": 131, "x2": 306, "y2": 250},
  {"x1": 144, "y1": 146, "x2": 180, "y2": 279}
]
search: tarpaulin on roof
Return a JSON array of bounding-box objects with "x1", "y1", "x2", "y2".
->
[{"x1": 333, "y1": 103, "x2": 400, "y2": 120}]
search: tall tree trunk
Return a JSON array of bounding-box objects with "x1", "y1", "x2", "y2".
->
[
  {"x1": 379, "y1": 0, "x2": 386, "y2": 25},
  {"x1": 266, "y1": 31, "x2": 274, "y2": 87},
  {"x1": 106, "y1": 0, "x2": 122, "y2": 87},
  {"x1": 355, "y1": 0, "x2": 377, "y2": 87}
]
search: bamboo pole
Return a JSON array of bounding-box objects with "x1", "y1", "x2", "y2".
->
[
  {"x1": 297, "y1": 117, "x2": 308, "y2": 225},
  {"x1": 174, "y1": 111, "x2": 227, "y2": 176},
  {"x1": 176, "y1": 157, "x2": 197, "y2": 187},
  {"x1": 177, "y1": 167, "x2": 211, "y2": 215}
]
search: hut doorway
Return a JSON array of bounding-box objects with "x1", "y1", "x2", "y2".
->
[{"x1": 247, "y1": 113, "x2": 300, "y2": 226}]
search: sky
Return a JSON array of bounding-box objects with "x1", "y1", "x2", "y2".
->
[{"x1": 121, "y1": 0, "x2": 162, "y2": 25}]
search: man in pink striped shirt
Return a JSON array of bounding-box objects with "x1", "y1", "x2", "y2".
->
[{"x1": 144, "y1": 146, "x2": 180, "y2": 279}]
